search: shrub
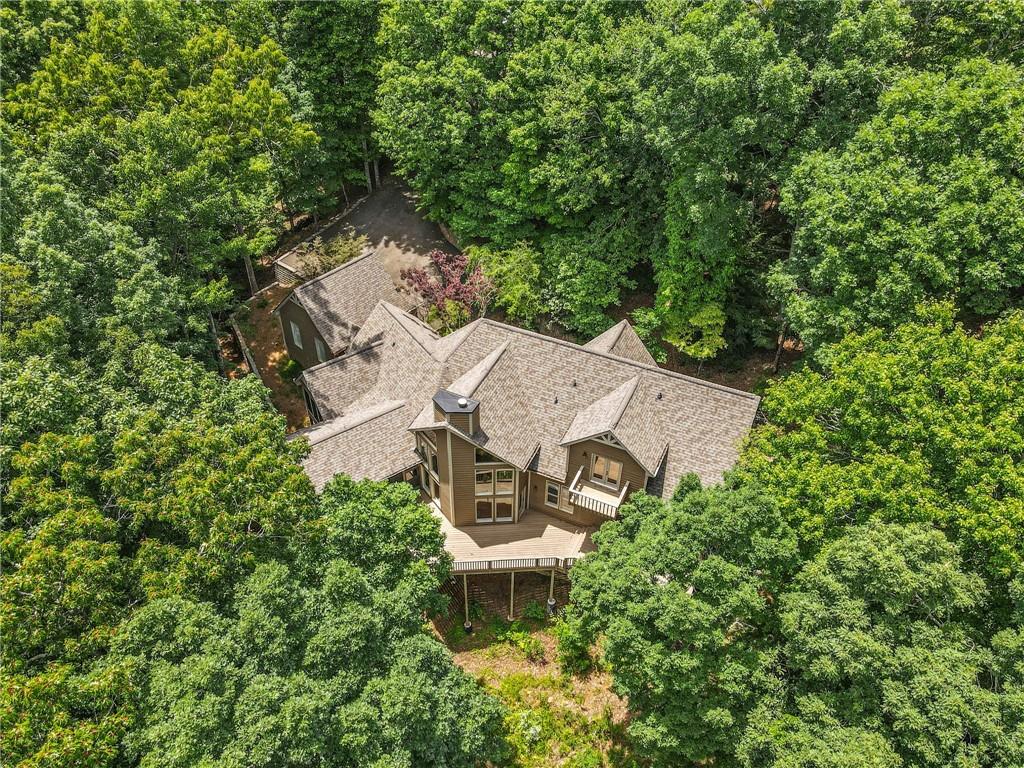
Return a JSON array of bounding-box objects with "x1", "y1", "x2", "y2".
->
[
  {"x1": 522, "y1": 600, "x2": 548, "y2": 622},
  {"x1": 552, "y1": 611, "x2": 594, "y2": 674},
  {"x1": 278, "y1": 358, "x2": 302, "y2": 380},
  {"x1": 297, "y1": 233, "x2": 368, "y2": 278}
]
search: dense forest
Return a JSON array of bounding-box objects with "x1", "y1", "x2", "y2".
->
[{"x1": 1, "y1": 1, "x2": 1022, "y2": 767}]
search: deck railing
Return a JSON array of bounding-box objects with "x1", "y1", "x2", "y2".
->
[
  {"x1": 451, "y1": 556, "x2": 580, "y2": 574},
  {"x1": 568, "y1": 466, "x2": 629, "y2": 518}
]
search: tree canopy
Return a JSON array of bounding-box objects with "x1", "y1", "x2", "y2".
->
[{"x1": 374, "y1": 0, "x2": 1024, "y2": 358}]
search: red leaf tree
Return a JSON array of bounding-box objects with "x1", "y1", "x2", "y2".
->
[{"x1": 401, "y1": 250, "x2": 493, "y2": 329}]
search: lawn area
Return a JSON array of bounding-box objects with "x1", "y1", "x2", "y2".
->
[{"x1": 436, "y1": 595, "x2": 638, "y2": 768}]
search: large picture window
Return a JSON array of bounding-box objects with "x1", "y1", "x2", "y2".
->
[{"x1": 591, "y1": 455, "x2": 623, "y2": 489}]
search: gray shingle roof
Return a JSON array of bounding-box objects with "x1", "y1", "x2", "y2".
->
[
  {"x1": 290, "y1": 400, "x2": 417, "y2": 491},
  {"x1": 278, "y1": 250, "x2": 415, "y2": 354},
  {"x1": 293, "y1": 303, "x2": 760, "y2": 494},
  {"x1": 583, "y1": 320, "x2": 657, "y2": 365}
]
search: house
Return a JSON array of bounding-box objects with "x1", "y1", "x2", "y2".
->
[
  {"x1": 290, "y1": 301, "x2": 760, "y2": 621},
  {"x1": 272, "y1": 249, "x2": 415, "y2": 369}
]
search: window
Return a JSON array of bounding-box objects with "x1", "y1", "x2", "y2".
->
[
  {"x1": 302, "y1": 387, "x2": 322, "y2": 424},
  {"x1": 495, "y1": 469, "x2": 514, "y2": 495},
  {"x1": 545, "y1": 482, "x2": 560, "y2": 508},
  {"x1": 495, "y1": 499, "x2": 513, "y2": 521},
  {"x1": 592, "y1": 455, "x2": 623, "y2": 489},
  {"x1": 475, "y1": 447, "x2": 499, "y2": 464},
  {"x1": 314, "y1": 337, "x2": 328, "y2": 363},
  {"x1": 417, "y1": 435, "x2": 439, "y2": 479},
  {"x1": 475, "y1": 471, "x2": 493, "y2": 496},
  {"x1": 476, "y1": 498, "x2": 493, "y2": 523},
  {"x1": 290, "y1": 320, "x2": 303, "y2": 349}
]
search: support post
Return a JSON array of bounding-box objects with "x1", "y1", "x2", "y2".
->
[
  {"x1": 509, "y1": 571, "x2": 515, "y2": 620},
  {"x1": 462, "y1": 573, "x2": 472, "y2": 633},
  {"x1": 547, "y1": 569, "x2": 557, "y2": 615}
]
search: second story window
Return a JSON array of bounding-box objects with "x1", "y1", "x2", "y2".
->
[
  {"x1": 545, "y1": 481, "x2": 560, "y2": 507},
  {"x1": 475, "y1": 470, "x2": 493, "y2": 495},
  {"x1": 290, "y1": 320, "x2": 303, "y2": 349},
  {"x1": 417, "y1": 434, "x2": 438, "y2": 480},
  {"x1": 495, "y1": 469, "x2": 514, "y2": 495},
  {"x1": 314, "y1": 337, "x2": 328, "y2": 363},
  {"x1": 475, "y1": 447, "x2": 499, "y2": 464},
  {"x1": 592, "y1": 455, "x2": 623, "y2": 489}
]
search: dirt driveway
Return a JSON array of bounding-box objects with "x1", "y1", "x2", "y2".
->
[{"x1": 276, "y1": 176, "x2": 455, "y2": 288}]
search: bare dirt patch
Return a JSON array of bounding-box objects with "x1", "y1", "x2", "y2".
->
[{"x1": 233, "y1": 284, "x2": 309, "y2": 432}]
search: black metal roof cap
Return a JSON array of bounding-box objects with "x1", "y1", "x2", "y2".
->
[{"x1": 432, "y1": 389, "x2": 480, "y2": 413}]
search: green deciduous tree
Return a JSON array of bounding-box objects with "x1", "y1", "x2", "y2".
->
[
  {"x1": 742, "y1": 522, "x2": 1006, "y2": 768},
  {"x1": 113, "y1": 477, "x2": 504, "y2": 768},
  {"x1": 741, "y1": 305, "x2": 1024, "y2": 617},
  {"x1": 562, "y1": 482, "x2": 800, "y2": 766},
  {"x1": 772, "y1": 58, "x2": 1024, "y2": 350}
]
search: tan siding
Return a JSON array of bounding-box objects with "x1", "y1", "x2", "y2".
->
[
  {"x1": 524, "y1": 471, "x2": 604, "y2": 527},
  {"x1": 433, "y1": 428, "x2": 453, "y2": 522},
  {"x1": 566, "y1": 440, "x2": 646, "y2": 499},
  {"x1": 278, "y1": 299, "x2": 330, "y2": 370},
  {"x1": 448, "y1": 432, "x2": 477, "y2": 526},
  {"x1": 448, "y1": 411, "x2": 472, "y2": 432}
]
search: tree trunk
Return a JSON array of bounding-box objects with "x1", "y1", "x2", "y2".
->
[
  {"x1": 243, "y1": 253, "x2": 259, "y2": 297},
  {"x1": 209, "y1": 312, "x2": 226, "y2": 376},
  {"x1": 773, "y1": 320, "x2": 789, "y2": 374},
  {"x1": 362, "y1": 136, "x2": 373, "y2": 193},
  {"x1": 373, "y1": 157, "x2": 381, "y2": 188}
]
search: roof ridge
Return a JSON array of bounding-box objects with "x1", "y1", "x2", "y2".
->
[
  {"x1": 450, "y1": 340, "x2": 510, "y2": 397},
  {"x1": 607, "y1": 319, "x2": 628, "y2": 348},
  {"x1": 293, "y1": 246, "x2": 380, "y2": 293},
  {"x1": 477, "y1": 319, "x2": 759, "y2": 402},
  {"x1": 378, "y1": 301, "x2": 440, "y2": 354},
  {"x1": 609, "y1": 375, "x2": 640, "y2": 429}
]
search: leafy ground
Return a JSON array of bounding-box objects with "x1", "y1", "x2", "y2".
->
[
  {"x1": 436, "y1": 605, "x2": 638, "y2": 768},
  {"x1": 233, "y1": 284, "x2": 310, "y2": 431}
]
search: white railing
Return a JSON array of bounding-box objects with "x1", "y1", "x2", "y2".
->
[{"x1": 568, "y1": 465, "x2": 629, "y2": 518}]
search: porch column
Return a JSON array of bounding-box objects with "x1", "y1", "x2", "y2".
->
[
  {"x1": 509, "y1": 571, "x2": 515, "y2": 620},
  {"x1": 462, "y1": 574, "x2": 472, "y2": 632},
  {"x1": 547, "y1": 569, "x2": 556, "y2": 615}
]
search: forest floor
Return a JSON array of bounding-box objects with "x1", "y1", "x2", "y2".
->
[
  {"x1": 232, "y1": 284, "x2": 310, "y2": 432},
  {"x1": 434, "y1": 573, "x2": 639, "y2": 768}
]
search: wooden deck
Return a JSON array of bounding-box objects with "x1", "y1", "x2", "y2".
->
[{"x1": 432, "y1": 507, "x2": 597, "y2": 574}]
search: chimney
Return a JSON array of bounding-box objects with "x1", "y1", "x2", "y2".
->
[{"x1": 432, "y1": 389, "x2": 479, "y2": 433}]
